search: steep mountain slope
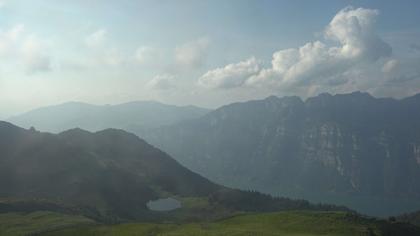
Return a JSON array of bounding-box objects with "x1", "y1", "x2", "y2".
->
[
  {"x1": 0, "y1": 121, "x2": 346, "y2": 221},
  {"x1": 7, "y1": 101, "x2": 209, "y2": 133},
  {"x1": 0, "y1": 121, "x2": 220, "y2": 220},
  {"x1": 140, "y1": 92, "x2": 420, "y2": 216}
]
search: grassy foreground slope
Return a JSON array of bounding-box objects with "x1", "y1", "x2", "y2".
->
[
  {"x1": 0, "y1": 211, "x2": 94, "y2": 236},
  {"x1": 43, "y1": 211, "x2": 420, "y2": 236}
]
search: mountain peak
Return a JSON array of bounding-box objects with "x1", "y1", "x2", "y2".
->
[
  {"x1": 95, "y1": 128, "x2": 142, "y2": 141},
  {"x1": 337, "y1": 91, "x2": 373, "y2": 99},
  {"x1": 305, "y1": 91, "x2": 375, "y2": 105},
  {"x1": 264, "y1": 95, "x2": 280, "y2": 101},
  {"x1": 59, "y1": 127, "x2": 92, "y2": 136}
]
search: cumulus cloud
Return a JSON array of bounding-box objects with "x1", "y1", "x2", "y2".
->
[
  {"x1": 175, "y1": 38, "x2": 209, "y2": 68},
  {"x1": 199, "y1": 6, "x2": 392, "y2": 91},
  {"x1": 198, "y1": 57, "x2": 260, "y2": 89},
  {"x1": 325, "y1": 7, "x2": 391, "y2": 61},
  {"x1": 146, "y1": 74, "x2": 176, "y2": 90},
  {"x1": 0, "y1": 24, "x2": 52, "y2": 74},
  {"x1": 383, "y1": 58, "x2": 420, "y2": 84}
]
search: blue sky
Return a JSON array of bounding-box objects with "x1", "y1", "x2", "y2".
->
[{"x1": 0, "y1": 0, "x2": 419, "y2": 118}]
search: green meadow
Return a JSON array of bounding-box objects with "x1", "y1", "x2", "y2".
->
[
  {"x1": 1, "y1": 210, "x2": 415, "y2": 236},
  {"x1": 0, "y1": 211, "x2": 94, "y2": 236}
]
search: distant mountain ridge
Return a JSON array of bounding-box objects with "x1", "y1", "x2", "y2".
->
[
  {"x1": 139, "y1": 92, "x2": 420, "y2": 216},
  {"x1": 7, "y1": 101, "x2": 210, "y2": 133}
]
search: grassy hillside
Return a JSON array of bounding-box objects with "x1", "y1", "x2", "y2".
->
[
  {"x1": 0, "y1": 122, "x2": 349, "y2": 222},
  {"x1": 0, "y1": 122, "x2": 221, "y2": 221},
  {"x1": 0, "y1": 211, "x2": 94, "y2": 236},
  {"x1": 39, "y1": 211, "x2": 420, "y2": 236}
]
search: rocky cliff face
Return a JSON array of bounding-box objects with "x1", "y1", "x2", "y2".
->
[{"x1": 140, "y1": 92, "x2": 420, "y2": 216}]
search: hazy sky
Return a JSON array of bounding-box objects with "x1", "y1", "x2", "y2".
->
[{"x1": 0, "y1": 0, "x2": 419, "y2": 118}]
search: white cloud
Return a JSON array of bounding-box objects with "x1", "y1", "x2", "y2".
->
[
  {"x1": 200, "y1": 6, "x2": 393, "y2": 92},
  {"x1": 85, "y1": 29, "x2": 107, "y2": 48},
  {"x1": 0, "y1": 24, "x2": 24, "y2": 56},
  {"x1": 21, "y1": 36, "x2": 52, "y2": 73},
  {"x1": 325, "y1": 7, "x2": 391, "y2": 61},
  {"x1": 198, "y1": 57, "x2": 260, "y2": 89},
  {"x1": 383, "y1": 58, "x2": 420, "y2": 84},
  {"x1": 147, "y1": 74, "x2": 176, "y2": 90},
  {"x1": 0, "y1": 24, "x2": 52, "y2": 74},
  {"x1": 175, "y1": 38, "x2": 209, "y2": 68}
]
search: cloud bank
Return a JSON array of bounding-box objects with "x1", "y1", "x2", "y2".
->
[
  {"x1": 198, "y1": 57, "x2": 260, "y2": 89},
  {"x1": 199, "y1": 7, "x2": 396, "y2": 95}
]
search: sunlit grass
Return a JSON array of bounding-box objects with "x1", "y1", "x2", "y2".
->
[{"x1": 43, "y1": 211, "x2": 381, "y2": 236}]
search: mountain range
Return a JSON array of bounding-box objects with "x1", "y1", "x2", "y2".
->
[
  {"x1": 139, "y1": 92, "x2": 420, "y2": 216},
  {"x1": 7, "y1": 92, "x2": 420, "y2": 216},
  {"x1": 2, "y1": 110, "x2": 420, "y2": 235},
  {"x1": 7, "y1": 101, "x2": 210, "y2": 133}
]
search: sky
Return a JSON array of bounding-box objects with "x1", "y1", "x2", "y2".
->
[{"x1": 0, "y1": 0, "x2": 419, "y2": 118}]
